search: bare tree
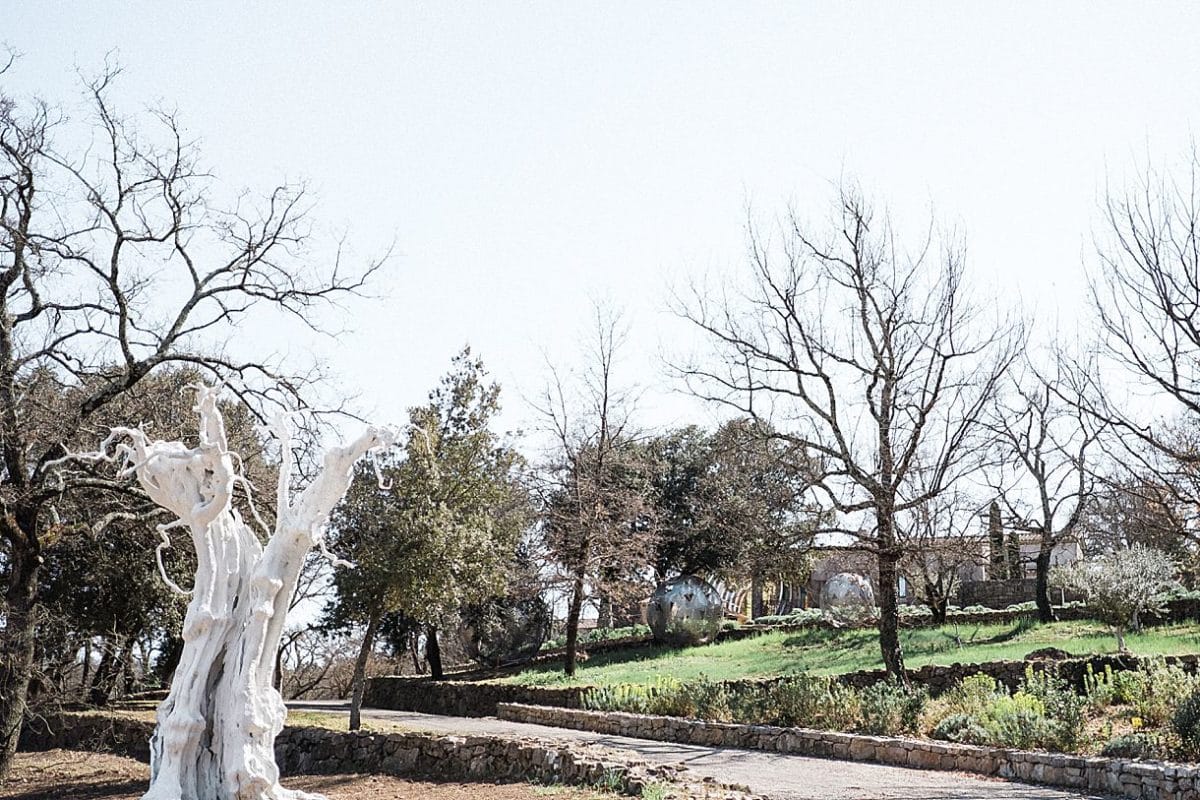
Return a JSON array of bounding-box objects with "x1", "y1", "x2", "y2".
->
[
  {"x1": 675, "y1": 188, "x2": 1021, "y2": 678},
  {"x1": 898, "y1": 491, "x2": 987, "y2": 623},
  {"x1": 0, "y1": 62, "x2": 383, "y2": 774},
  {"x1": 987, "y1": 357, "x2": 1099, "y2": 622},
  {"x1": 535, "y1": 305, "x2": 656, "y2": 676}
]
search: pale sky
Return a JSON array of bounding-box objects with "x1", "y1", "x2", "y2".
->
[{"x1": 7, "y1": 2, "x2": 1200, "y2": 442}]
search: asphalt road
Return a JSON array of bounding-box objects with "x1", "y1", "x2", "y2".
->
[{"x1": 287, "y1": 701, "x2": 1111, "y2": 800}]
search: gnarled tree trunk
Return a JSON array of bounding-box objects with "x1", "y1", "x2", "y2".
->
[{"x1": 110, "y1": 387, "x2": 391, "y2": 800}]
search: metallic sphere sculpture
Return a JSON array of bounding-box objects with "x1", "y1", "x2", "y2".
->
[
  {"x1": 820, "y1": 572, "x2": 876, "y2": 622},
  {"x1": 646, "y1": 574, "x2": 724, "y2": 646}
]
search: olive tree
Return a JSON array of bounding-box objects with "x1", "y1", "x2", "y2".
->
[{"x1": 1052, "y1": 545, "x2": 1177, "y2": 651}]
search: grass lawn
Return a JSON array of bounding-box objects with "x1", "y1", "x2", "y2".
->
[{"x1": 498, "y1": 619, "x2": 1200, "y2": 687}]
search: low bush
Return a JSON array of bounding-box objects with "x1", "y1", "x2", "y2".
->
[
  {"x1": 764, "y1": 675, "x2": 860, "y2": 730},
  {"x1": 1101, "y1": 732, "x2": 1164, "y2": 760},
  {"x1": 984, "y1": 691, "x2": 1054, "y2": 750},
  {"x1": 931, "y1": 712, "x2": 989, "y2": 745},
  {"x1": 857, "y1": 679, "x2": 926, "y2": 735},
  {"x1": 1130, "y1": 657, "x2": 1200, "y2": 727},
  {"x1": 1020, "y1": 667, "x2": 1086, "y2": 751},
  {"x1": 1171, "y1": 689, "x2": 1200, "y2": 755},
  {"x1": 585, "y1": 657, "x2": 1200, "y2": 760}
]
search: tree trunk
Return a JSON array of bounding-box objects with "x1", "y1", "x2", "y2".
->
[
  {"x1": 123, "y1": 390, "x2": 391, "y2": 800},
  {"x1": 564, "y1": 566, "x2": 586, "y2": 677},
  {"x1": 88, "y1": 639, "x2": 117, "y2": 707},
  {"x1": 349, "y1": 611, "x2": 381, "y2": 732},
  {"x1": 597, "y1": 595, "x2": 613, "y2": 629},
  {"x1": 750, "y1": 574, "x2": 766, "y2": 620},
  {"x1": 80, "y1": 639, "x2": 93, "y2": 699},
  {"x1": 0, "y1": 541, "x2": 40, "y2": 778},
  {"x1": 987, "y1": 501, "x2": 1005, "y2": 579},
  {"x1": 876, "y1": 512, "x2": 907, "y2": 681},
  {"x1": 1035, "y1": 540, "x2": 1055, "y2": 623},
  {"x1": 155, "y1": 634, "x2": 184, "y2": 688},
  {"x1": 425, "y1": 625, "x2": 443, "y2": 680},
  {"x1": 409, "y1": 634, "x2": 425, "y2": 674},
  {"x1": 274, "y1": 646, "x2": 285, "y2": 694},
  {"x1": 925, "y1": 580, "x2": 949, "y2": 625},
  {"x1": 90, "y1": 637, "x2": 131, "y2": 707}
]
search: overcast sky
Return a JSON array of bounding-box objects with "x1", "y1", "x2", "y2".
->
[{"x1": 7, "y1": 2, "x2": 1200, "y2": 442}]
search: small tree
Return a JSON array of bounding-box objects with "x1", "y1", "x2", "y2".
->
[
  {"x1": 536, "y1": 305, "x2": 657, "y2": 675},
  {"x1": 326, "y1": 349, "x2": 530, "y2": 728},
  {"x1": 1051, "y1": 545, "x2": 1177, "y2": 651},
  {"x1": 898, "y1": 492, "x2": 987, "y2": 623}
]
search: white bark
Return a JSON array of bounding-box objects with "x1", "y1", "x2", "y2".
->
[{"x1": 105, "y1": 387, "x2": 393, "y2": 800}]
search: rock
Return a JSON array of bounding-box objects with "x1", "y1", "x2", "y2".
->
[{"x1": 1024, "y1": 647, "x2": 1072, "y2": 661}]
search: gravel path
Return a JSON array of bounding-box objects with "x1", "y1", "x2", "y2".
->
[{"x1": 287, "y1": 701, "x2": 1110, "y2": 800}]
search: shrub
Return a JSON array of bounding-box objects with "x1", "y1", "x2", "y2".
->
[
  {"x1": 898, "y1": 605, "x2": 934, "y2": 619},
  {"x1": 857, "y1": 680, "x2": 927, "y2": 735},
  {"x1": 925, "y1": 672, "x2": 1080, "y2": 751},
  {"x1": 685, "y1": 677, "x2": 732, "y2": 722},
  {"x1": 1021, "y1": 667, "x2": 1086, "y2": 751},
  {"x1": 983, "y1": 691, "x2": 1053, "y2": 750},
  {"x1": 1172, "y1": 690, "x2": 1200, "y2": 755},
  {"x1": 771, "y1": 674, "x2": 860, "y2": 730},
  {"x1": 940, "y1": 673, "x2": 1003, "y2": 719},
  {"x1": 1083, "y1": 663, "x2": 1116, "y2": 709},
  {"x1": 958, "y1": 605, "x2": 990, "y2": 614},
  {"x1": 1132, "y1": 657, "x2": 1200, "y2": 727},
  {"x1": 1101, "y1": 732, "x2": 1164, "y2": 760},
  {"x1": 751, "y1": 608, "x2": 825, "y2": 626},
  {"x1": 931, "y1": 713, "x2": 989, "y2": 745}
]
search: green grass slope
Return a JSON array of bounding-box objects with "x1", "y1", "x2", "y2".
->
[{"x1": 498, "y1": 620, "x2": 1200, "y2": 687}]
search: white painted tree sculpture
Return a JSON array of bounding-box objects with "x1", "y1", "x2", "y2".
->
[{"x1": 102, "y1": 386, "x2": 393, "y2": 800}]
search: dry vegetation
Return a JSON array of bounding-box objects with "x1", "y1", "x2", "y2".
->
[{"x1": 0, "y1": 750, "x2": 617, "y2": 800}]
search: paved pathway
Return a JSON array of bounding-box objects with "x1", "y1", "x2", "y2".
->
[{"x1": 287, "y1": 701, "x2": 1109, "y2": 800}]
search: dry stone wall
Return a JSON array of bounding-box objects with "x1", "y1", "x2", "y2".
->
[
  {"x1": 500, "y1": 703, "x2": 1200, "y2": 800},
  {"x1": 363, "y1": 676, "x2": 586, "y2": 717}
]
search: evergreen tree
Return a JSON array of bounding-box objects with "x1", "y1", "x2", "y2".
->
[{"x1": 325, "y1": 348, "x2": 531, "y2": 728}]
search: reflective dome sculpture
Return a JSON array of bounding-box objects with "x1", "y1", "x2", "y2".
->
[
  {"x1": 819, "y1": 572, "x2": 876, "y2": 622},
  {"x1": 646, "y1": 575, "x2": 724, "y2": 646}
]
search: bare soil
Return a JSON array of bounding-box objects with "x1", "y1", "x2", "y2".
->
[{"x1": 0, "y1": 750, "x2": 612, "y2": 800}]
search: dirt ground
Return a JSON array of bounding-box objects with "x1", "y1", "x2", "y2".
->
[{"x1": 0, "y1": 750, "x2": 614, "y2": 800}]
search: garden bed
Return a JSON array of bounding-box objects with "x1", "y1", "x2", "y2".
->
[
  {"x1": 562, "y1": 656, "x2": 1200, "y2": 773},
  {"x1": 497, "y1": 702, "x2": 1199, "y2": 800}
]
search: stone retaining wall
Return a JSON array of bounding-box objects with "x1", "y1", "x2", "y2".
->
[
  {"x1": 499, "y1": 703, "x2": 1198, "y2": 800},
  {"x1": 363, "y1": 676, "x2": 586, "y2": 717},
  {"x1": 19, "y1": 712, "x2": 758, "y2": 800}
]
